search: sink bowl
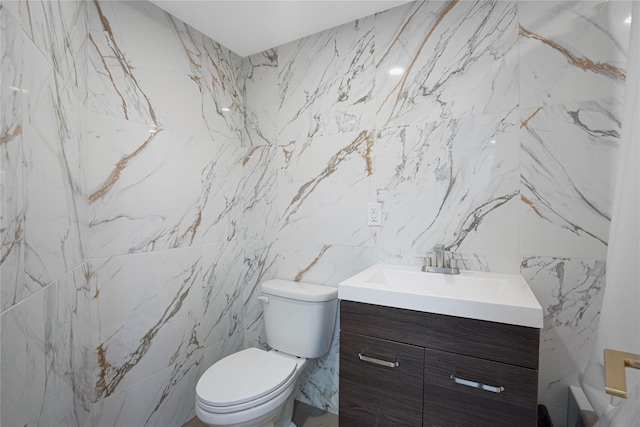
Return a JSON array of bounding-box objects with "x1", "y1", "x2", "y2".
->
[{"x1": 338, "y1": 264, "x2": 543, "y2": 328}]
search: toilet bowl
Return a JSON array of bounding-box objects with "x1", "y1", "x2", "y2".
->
[
  {"x1": 195, "y1": 279, "x2": 338, "y2": 427},
  {"x1": 195, "y1": 348, "x2": 307, "y2": 427}
]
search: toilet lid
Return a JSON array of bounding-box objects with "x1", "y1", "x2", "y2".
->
[{"x1": 196, "y1": 348, "x2": 297, "y2": 407}]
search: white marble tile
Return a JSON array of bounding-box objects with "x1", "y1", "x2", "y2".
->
[
  {"x1": 86, "y1": 112, "x2": 203, "y2": 257},
  {"x1": 244, "y1": 49, "x2": 278, "y2": 147},
  {"x1": 277, "y1": 15, "x2": 375, "y2": 141},
  {"x1": 375, "y1": 110, "x2": 521, "y2": 255},
  {"x1": 128, "y1": 67, "x2": 206, "y2": 134},
  {"x1": 1, "y1": 270, "x2": 91, "y2": 427},
  {"x1": 243, "y1": 240, "x2": 279, "y2": 346},
  {"x1": 1, "y1": 4, "x2": 90, "y2": 424},
  {"x1": 1, "y1": 0, "x2": 87, "y2": 96},
  {"x1": 196, "y1": 138, "x2": 244, "y2": 245},
  {"x1": 519, "y1": 1, "x2": 631, "y2": 108},
  {"x1": 1, "y1": 5, "x2": 26, "y2": 311},
  {"x1": 520, "y1": 99, "x2": 622, "y2": 259},
  {"x1": 204, "y1": 331, "x2": 246, "y2": 372},
  {"x1": 296, "y1": 317, "x2": 340, "y2": 414},
  {"x1": 88, "y1": 247, "x2": 203, "y2": 399},
  {"x1": 86, "y1": 1, "x2": 193, "y2": 130},
  {"x1": 93, "y1": 1, "x2": 197, "y2": 75},
  {"x1": 86, "y1": 1, "x2": 246, "y2": 138},
  {"x1": 200, "y1": 37, "x2": 245, "y2": 144},
  {"x1": 57, "y1": 263, "x2": 96, "y2": 407},
  {"x1": 275, "y1": 241, "x2": 378, "y2": 287},
  {"x1": 1, "y1": 290, "x2": 30, "y2": 427},
  {"x1": 521, "y1": 256, "x2": 605, "y2": 427},
  {"x1": 242, "y1": 145, "x2": 280, "y2": 242},
  {"x1": 243, "y1": 330, "x2": 269, "y2": 352},
  {"x1": 277, "y1": 131, "x2": 375, "y2": 247},
  {"x1": 22, "y1": 286, "x2": 55, "y2": 424},
  {"x1": 80, "y1": 242, "x2": 248, "y2": 426},
  {"x1": 199, "y1": 241, "x2": 246, "y2": 349},
  {"x1": 371, "y1": 1, "x2": 519, "y2": 128},
  {"x1": 85, "y1": 356, "x2": 200, "y2": 427},
  {"x1": 85, "y1": 331, "x2": 243, "y2": 427},
  {"x1": 22, "y1": 35, "x2": 84, "y2": 293}
]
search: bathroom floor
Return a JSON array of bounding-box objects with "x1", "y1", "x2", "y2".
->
[{"x1": 182, "y1": 400, "x2": 338, "y2": 427}]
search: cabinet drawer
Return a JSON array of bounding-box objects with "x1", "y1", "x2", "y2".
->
[
  {"x1": 339, "y1": 331, "x2": 424, "y2": 426},
  {"x1": 423, "y1": 348, "x2": 538, "y2": 427},
  {"x1": 341, "y1": 300, "x2": 539, "y2": 369}
]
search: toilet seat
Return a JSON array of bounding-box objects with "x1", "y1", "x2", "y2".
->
[{"x1": 196, "y1": 348, "x2": 301, "y2": 414}]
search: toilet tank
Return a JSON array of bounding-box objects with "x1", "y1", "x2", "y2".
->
[{"x1": 260, "y1": 279, "x2": 338, "y2": 359}]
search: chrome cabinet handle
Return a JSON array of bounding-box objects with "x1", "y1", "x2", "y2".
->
[
  {"x1": 358, "y1": 352, "x2": 399, "y2": 368},
  {"x1": 451, "y1": 375, "x2": 504, "y2": 393}
]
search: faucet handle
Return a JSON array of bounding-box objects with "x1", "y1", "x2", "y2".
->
[{"x1": 433, "y1": 243, "x2": 445, "y2": 253}]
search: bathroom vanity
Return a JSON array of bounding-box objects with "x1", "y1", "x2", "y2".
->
[{"x1": 338, "y1": 264, "x2": 543, "y2": 427}]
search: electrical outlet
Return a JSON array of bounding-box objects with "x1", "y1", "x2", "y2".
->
[{"x1": 367, "y1": 202, "x2": 382, "y2": 226}]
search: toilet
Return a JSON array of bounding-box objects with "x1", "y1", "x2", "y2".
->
[{"x1": 195, "y1": 279, "x2": 338, "y2": 427}]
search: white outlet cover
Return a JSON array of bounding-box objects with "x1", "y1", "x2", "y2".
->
[{"x1": 367, "y1": 203, "x2": 382, "y2": 226}]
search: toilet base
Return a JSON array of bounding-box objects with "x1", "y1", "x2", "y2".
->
[{"x1": 196, "y1": 392, "x2": 296, "y2": 427}]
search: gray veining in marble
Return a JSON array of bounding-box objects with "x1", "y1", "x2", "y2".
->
[{"x1": 0, "y1": 1, "x2": 631, "y2": 426}]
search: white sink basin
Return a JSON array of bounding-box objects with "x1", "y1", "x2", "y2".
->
[{"x1": 339, "y1": 264, "x2": 543, "y2": 328}]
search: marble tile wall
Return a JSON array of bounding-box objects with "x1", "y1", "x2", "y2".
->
[
  {"x1": 1, "y1": 0, "x2": 87, "y2": 313},
  {"x1": 84, "y1": 0, "x2": 248, "y2": 424},
  {"x1": 1, "y1": 1, "x2": 90, "y2": 425},
  {"x1": 0, "y1": 1, "x2": 632, "y2": 427},
  {"x1": 243, "y1": 1, "x2": 631, "y2": 425},
  {"x1": 1, "y1": 0, "x2": 247, "y2": 426}
]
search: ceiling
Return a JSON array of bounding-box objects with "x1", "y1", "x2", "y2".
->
[{"x1": 149, "y1": 0, "x2": 412, "y2": 57}]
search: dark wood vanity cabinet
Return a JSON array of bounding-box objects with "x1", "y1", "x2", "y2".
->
[
  {"x1": 339, "y1": 301, "x2": 540, "y2": 427},
  {"x1": 340, "y1": 331, "x2": 424, "y2": 426}
]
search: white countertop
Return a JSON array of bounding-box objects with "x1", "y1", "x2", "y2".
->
[{"x1": 338, "y1": 264, "x2": 543, "y2": 328}]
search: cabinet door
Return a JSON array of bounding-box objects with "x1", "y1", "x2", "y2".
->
[
  {"x1": 339, "y1": 331, "x2": 424, "y2": 427},
  {"x1": 423, "y1": 348, "x2": 538, "y2": 427}
]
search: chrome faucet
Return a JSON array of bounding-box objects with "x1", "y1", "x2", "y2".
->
[
  {"x1": 421, "y1": 244, "x2": 459, "y2": 274},
  {"x1": 433, "y1": 243, "x2": 445, "y2": 268}
]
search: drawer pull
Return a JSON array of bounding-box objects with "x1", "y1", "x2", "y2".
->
[
  {"x1": 451, "y1": 375, "x2": 504, "y2": 393},
  {"x1": 358, "y1": 352, "x2": 399, "y2": 368}
]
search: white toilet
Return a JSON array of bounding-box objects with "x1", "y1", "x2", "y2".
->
[{"x1": 195, "y1": 279, "x2": 338, "y2": 427}]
